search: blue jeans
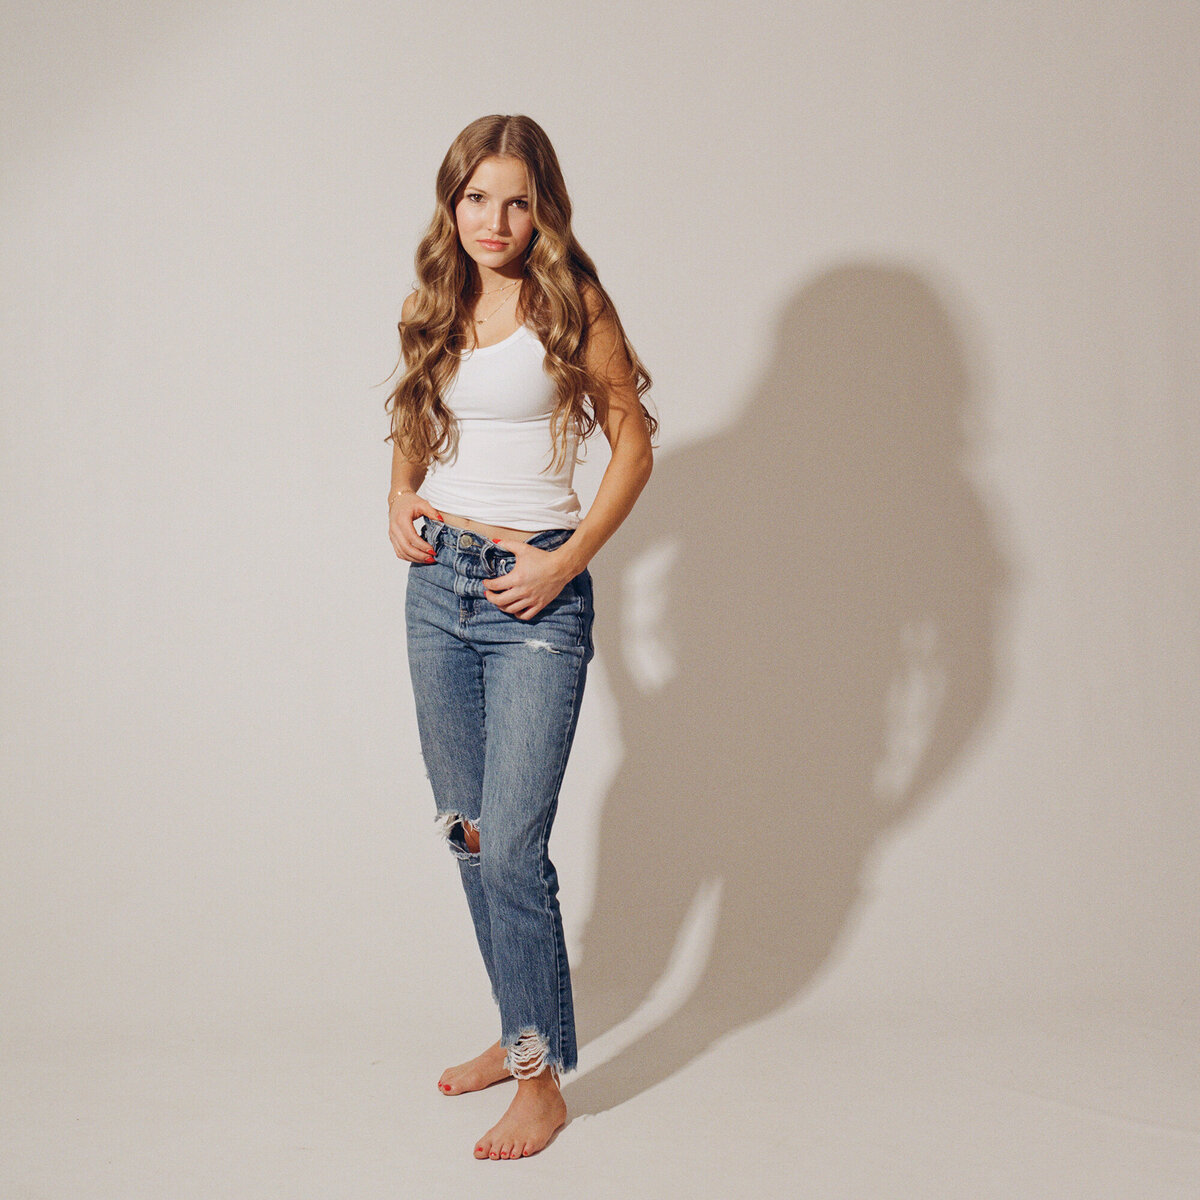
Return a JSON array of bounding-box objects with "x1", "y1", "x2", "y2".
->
[{"x1": 405, "y1": 518, "x2": 594, "y2": 1077}]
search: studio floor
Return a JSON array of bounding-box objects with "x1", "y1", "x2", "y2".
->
[{"x1": 4, "y1": 998, "x2": 1197, "y2": 1200}]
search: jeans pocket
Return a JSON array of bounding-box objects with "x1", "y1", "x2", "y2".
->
[{"x1": 527, "y1": 528, "x2": 574, "y2": 553}]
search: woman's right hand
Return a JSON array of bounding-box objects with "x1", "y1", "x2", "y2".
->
[{"x1": 388, "y1": 492, "x2": 443, "y2": 562}]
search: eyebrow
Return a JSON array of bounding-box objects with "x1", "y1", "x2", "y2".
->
[{"x1": 463, "y1": 185, "x2": 529, "y2": 201}]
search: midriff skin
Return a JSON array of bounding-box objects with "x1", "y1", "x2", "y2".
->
[{"x1": 434, "y1": 510, "x2": 547, "y2": 543}]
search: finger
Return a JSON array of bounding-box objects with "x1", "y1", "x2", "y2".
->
[
  {"x1": 395, "y1": 535, "x2": 436, "y2": 562},
  {"x1": 485, "y1": 590, "x2": 521, "y2": 610},
  {"x1": 485, "y1": 558, "x2": 523, "y2": 587},
  {"x1": 393, "y1": 536, "x2": 432, "y2": 560},
  {"x1": 407, "y1": 521, "x2": 436, "y2": 556},
  {"x1": 391, "y1": 521, "x2": 434, "y2": 556},
  {"x1": 503, "y1": 590, "x2": 543, "y2": 618},
  {"x1": 492, "y1": 538, "x2": 540, "y2": 569},
  {"x1": 487, "y1": 590, "x2": 531, "y2": 613}
]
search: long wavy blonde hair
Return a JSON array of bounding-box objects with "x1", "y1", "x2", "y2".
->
[{"x1": 386, "y1": 114, "x2": 656, "y2": 470}]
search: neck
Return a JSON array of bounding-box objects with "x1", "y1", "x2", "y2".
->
[{"x1": 473, "y1": 263, "x2": 523, "y2": 291}]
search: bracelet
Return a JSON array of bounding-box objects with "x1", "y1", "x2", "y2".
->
[{"x1": 388, "y1": 488, "x2": 415, "y2": 509}]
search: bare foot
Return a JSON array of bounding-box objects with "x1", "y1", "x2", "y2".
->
[
  {"x1": 473, "y1": 1071, "x2": 567, "y2": 1160},
  {"x1": 438, "y1": 1041, "x2": 511, "y2": 1096}
]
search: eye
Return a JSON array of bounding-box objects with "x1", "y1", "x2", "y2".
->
[
  {"x1": 511, "y1": 199, "x2": 529, "y2": 211},
  {"x1": 464, "y1": 192, "x2": 484, "y2": 203}
]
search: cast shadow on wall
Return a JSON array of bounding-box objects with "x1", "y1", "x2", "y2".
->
[{"x1": 565, "y1": 263, "x2": 1009, "y2": 1115}]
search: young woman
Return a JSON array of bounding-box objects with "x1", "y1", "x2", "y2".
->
[{"x1": 385, "y1": 115, "x2": 655, "y2": 1160}]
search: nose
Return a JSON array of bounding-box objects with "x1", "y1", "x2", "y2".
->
[{"x1": 487, "y1": 203, "x2": 509, "y2": 234}]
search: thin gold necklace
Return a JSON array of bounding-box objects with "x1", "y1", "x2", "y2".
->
[
  {"x1": 474, "y1": 289, "x2": 518, "y2": 325},
  {"x1": 478, "y1": 278, "x2": 522, "y2": 296}
]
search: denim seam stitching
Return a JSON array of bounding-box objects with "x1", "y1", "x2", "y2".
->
[{"x1": 537, "y1": 645, "x2": 586, "y2": 1073}]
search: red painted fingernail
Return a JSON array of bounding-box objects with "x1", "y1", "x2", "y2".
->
[{"x1": 492, "y1": 538, "x2": 501, "y2": 544}]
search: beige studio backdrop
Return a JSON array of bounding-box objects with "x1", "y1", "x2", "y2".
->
[{"x1": 2, "y1": 2, "x2": 1198, "y2": 1197}]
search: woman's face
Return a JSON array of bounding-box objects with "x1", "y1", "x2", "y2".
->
[{"x1": 455, "y1": 155, "x2": 535, "y2": 279}]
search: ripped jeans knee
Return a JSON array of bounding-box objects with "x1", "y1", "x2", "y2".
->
[{"x1": 435, "y1": 811, "x2": 481, "y2": 860}]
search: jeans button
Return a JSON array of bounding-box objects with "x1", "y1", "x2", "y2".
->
[{"x1": 458, "y1": 533, "x2": 473, "y2": 549}]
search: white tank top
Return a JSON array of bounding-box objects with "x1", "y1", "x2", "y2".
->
[{"x1": 420, "y1": 325, "x2": 582, "y2": 531}]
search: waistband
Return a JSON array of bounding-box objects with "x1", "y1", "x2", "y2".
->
[{"x1": 419, "y1": 517, "x2": 576, "y2": 558}]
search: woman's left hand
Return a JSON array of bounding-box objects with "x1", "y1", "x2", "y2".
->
[{"x1": 483, "y1": 541, "x2": 576, "y2": 621}]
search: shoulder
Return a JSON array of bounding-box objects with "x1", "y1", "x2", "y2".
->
[
  {"x1": 579, "y1": 280, "x2": 607, "y2": 325},
  {"x1": 578, "y1": 281, "x2": 621, "y2": 351},
  {"x1": 578, "y1": 283, "x2": 632, "y2": 382}
]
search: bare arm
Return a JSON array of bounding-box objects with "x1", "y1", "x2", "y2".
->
[
  {"x1": 387, "y1": 292, "x2": 443, "y2": 562},
  {"x1": 484, "y1": 292, "x2": 654, "y2": 619}
]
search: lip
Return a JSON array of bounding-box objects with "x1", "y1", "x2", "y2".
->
[{"x1": 477, "y1": 239, "x2": 507, "y2": 250}]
